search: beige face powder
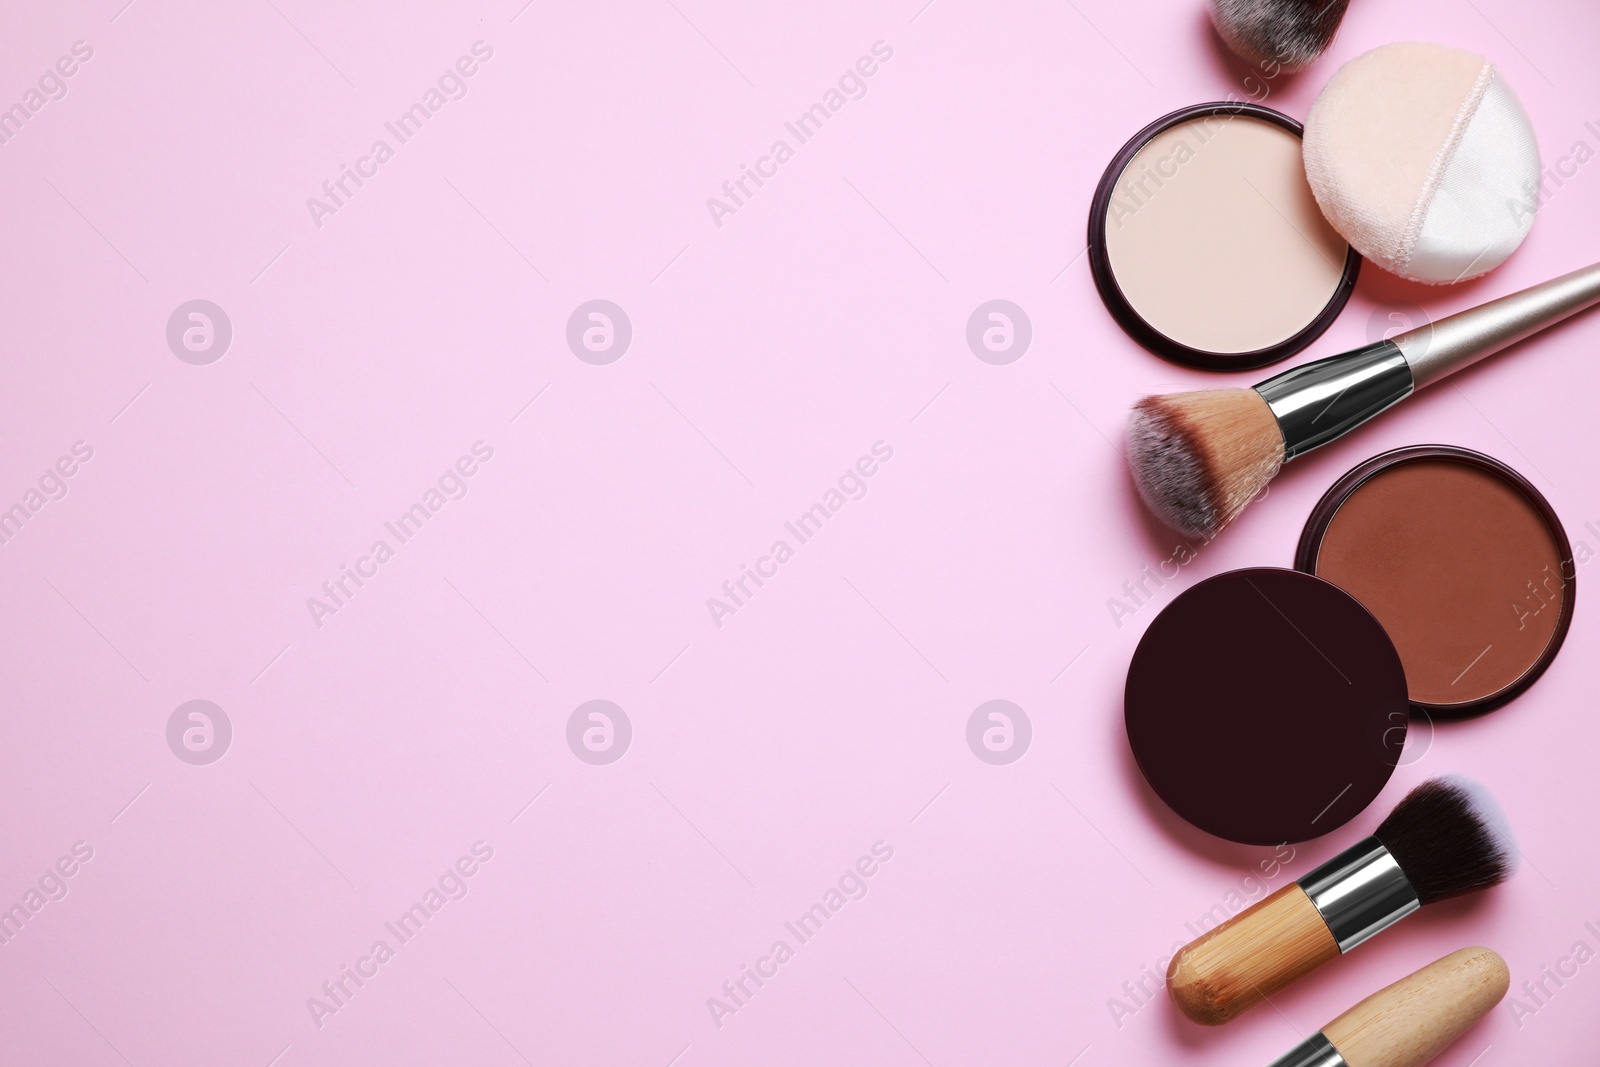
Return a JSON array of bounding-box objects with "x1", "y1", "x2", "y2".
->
[{"x1": 1089, "y1": 104, "x2": 1358, "y2": 369}]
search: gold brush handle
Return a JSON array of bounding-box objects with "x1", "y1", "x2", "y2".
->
[
  {"x1": 1321, "y1": 947, "x2": 1509, "y2": 1067},
  {"x1": 1166, "y1": 884, "x2": 1339, "y2": 1025}
]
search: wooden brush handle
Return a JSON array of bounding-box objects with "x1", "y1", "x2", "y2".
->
[
  {"x1": 1167, "y1": 884, "x2": 1339, "y2": 1025},
  {"x1": 1322, "y1": 947, "x2": 1509, "y2": 1067}
]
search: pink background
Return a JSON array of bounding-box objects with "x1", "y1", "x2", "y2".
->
[{"x1": 3, "y1": 0, "x2": 1598, "y2": 1063}]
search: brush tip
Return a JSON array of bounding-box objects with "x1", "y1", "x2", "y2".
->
[
  {"x1": 1126, "y1": 389, "x2": 1283, "y2": 539},
  {"x1": 1438, "y1": 774, "x2": 1520, "y2": 874},
  {"x1": 1207, "y1": 0, "x2": 1350, "y2": 72},
  {"x1": 1376, "y1": 776, "x2": 1517, "y2": 905}
]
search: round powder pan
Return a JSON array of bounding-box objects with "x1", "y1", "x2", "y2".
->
[
  {"x1": 1088, "y1": 103, "x2": 1362, "y2": 371},
  {"x1": 1124, "y1": 567, "x2": 1410, "y2": 845},
  {"x1": 1297, "y1": 445, "x2": 1575, "y2": 718}
]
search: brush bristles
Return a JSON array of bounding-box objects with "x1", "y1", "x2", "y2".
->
[
  {"x1": 1126, "y1": 389, "x2": 1284, "y2": 538},
  {"x1": 1207, "y1": 0, "x2": 1349, "y2": 72},
  {"x1": 1376, "y1": 776, "x2": 1517, "y2": 906}
]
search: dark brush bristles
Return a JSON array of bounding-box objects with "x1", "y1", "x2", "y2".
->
[
  {"x1": 1375, "y1": 776, "x2": 1517, "y2": 905},
  {"x1": 1126, "y1": 389, "x2": 1284, "y2": 538},
  {"x1": 1207, "y1": 0, "x2": 1350, "y2": 73}
]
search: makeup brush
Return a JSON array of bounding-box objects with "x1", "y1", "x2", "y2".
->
[
  {"x1": 1129, "y1": 260, "x2": 1600, "y2": 538},
  {"x1": 1207, "y1": 0, "x2": 1350, "y2": 73},
  {"x1": 1168, "y1": 776, "x2": 1515, "y2": 1025},
  {"x1": 1264, "y1": 947, "x2": 1508, "y2": 1067}
]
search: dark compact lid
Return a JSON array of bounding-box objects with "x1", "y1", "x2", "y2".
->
[
  {"x1": 1087, "y1": 102, "x2": 1361, "y2": 372},
  {"x1": 1124, "y1": 567, "x2": 1409, "y2": 845}
]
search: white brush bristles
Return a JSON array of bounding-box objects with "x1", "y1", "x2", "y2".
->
[
  {"x1": 1439, "y1": 774, "x2": 1520, "y2": 876},
  {"x1": 1126, "y1": 389, "x2": 1285, "y2": 538},
  {"x1": 1375, "y1": 775, "x2": 1518, "y2": 904}
]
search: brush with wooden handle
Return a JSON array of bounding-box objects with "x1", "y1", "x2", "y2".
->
[
  {"x1": 1127, "y1": 259, "x2": 1600, "y2": 539},
  {"x1": 1264, "y1": 947, "x2": 1508, "y2": 1067},
  {"x1": 1168, "y1": 778, "x2": 1514, "y2": 1025}
]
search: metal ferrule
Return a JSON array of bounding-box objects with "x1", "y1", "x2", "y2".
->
[
  {"x1": 1254, "y1": 341, "x2": 1414, "y2": 461},
  {"x1": 1265, "y1": 1031, "x2": 1346, "y2": 1067},
  {"x1": 1300, "y1": 836, "x2": 1421, "y2": 953}
]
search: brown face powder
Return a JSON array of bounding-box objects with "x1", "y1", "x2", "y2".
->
[
  {"x1": 1300, "y1": 448, "x2": 1574, "y2": 713},
  {"x1": 1089, "y1": 103, "x2": 1359, "y2": 370}
]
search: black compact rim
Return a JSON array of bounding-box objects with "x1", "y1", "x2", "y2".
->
[
  {"x1": 1295, "y1": 444, "x2": 1576, "y2": 718},
  {"x1": 1087, "y1": 102, "x2": 1362, "y2": 373}
]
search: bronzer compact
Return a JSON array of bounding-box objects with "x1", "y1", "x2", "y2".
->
[
  {"x1": 1088, "y1": 102, "x2": 1361, "y2": 370},
  {"x1": 1124, "y1": 445, "x2": 1574, "y2": 844},
  {"x1": 1297, "y1": 445, "x2": 1573, "y2": 716}
]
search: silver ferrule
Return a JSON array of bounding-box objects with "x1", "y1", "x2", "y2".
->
[
  {"x1": 1265, "y1": 1031, "x2": 1346, "y2": 1067},
  {"x1": 1254, "y1": 341, "x2": 1414, "y2": 461},
  {"x1": 1396, "y1": 259, "x2": 1600, "y2": 389},
  {"x1": 1300, "y1": 836, "x2": 1420, "y2": 953}
]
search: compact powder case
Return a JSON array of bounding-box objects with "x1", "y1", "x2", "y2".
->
[
  {"x1": 1297, "y1": 445, "x2": 1575, "y2": 716},
  {"x1": 1124, "y1": 567, "x2": 1409, "y2": 845},
  {"x1": 1089, "y1": 103, "x2": 1361, "y2": 371},
  {"x1": 1124, "y1": 446, "x2": 1574, "y2": 844}
]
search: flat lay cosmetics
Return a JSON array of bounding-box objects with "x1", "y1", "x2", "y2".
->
[
  {"x1": 1167, "y1": 778, "x2": 1515, "y2": 1025},
  {"x1": 1127, "y1": 259, "x2": 1600, "y2": 538},
  {"x1": 1099, "y1": 14, "x2": 1573, "y2": 1050},
  {"x1": 1089, "y1": 103, "x2": 1359, "y2": 370},
  {"x1": 1263, "y1": 947, "x2": 1509, "y2": 1067},
  {"x1": 1124, "y1": 568, "x2": 1408, "y2": 846},
  {"x1": 1207, "y1": 0, "x2": 1350, "y2": 72},
  {"x1": 1305, "y1": 42, "x2": 1541, "y2": 284},
  {"x1": 1298, "y1": 446, "x2": 1574, "y2": 714}
]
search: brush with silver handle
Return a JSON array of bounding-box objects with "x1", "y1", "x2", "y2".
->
[{"x1": 1128, "y1": 260, "x2": 1600, "y2": 538}]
